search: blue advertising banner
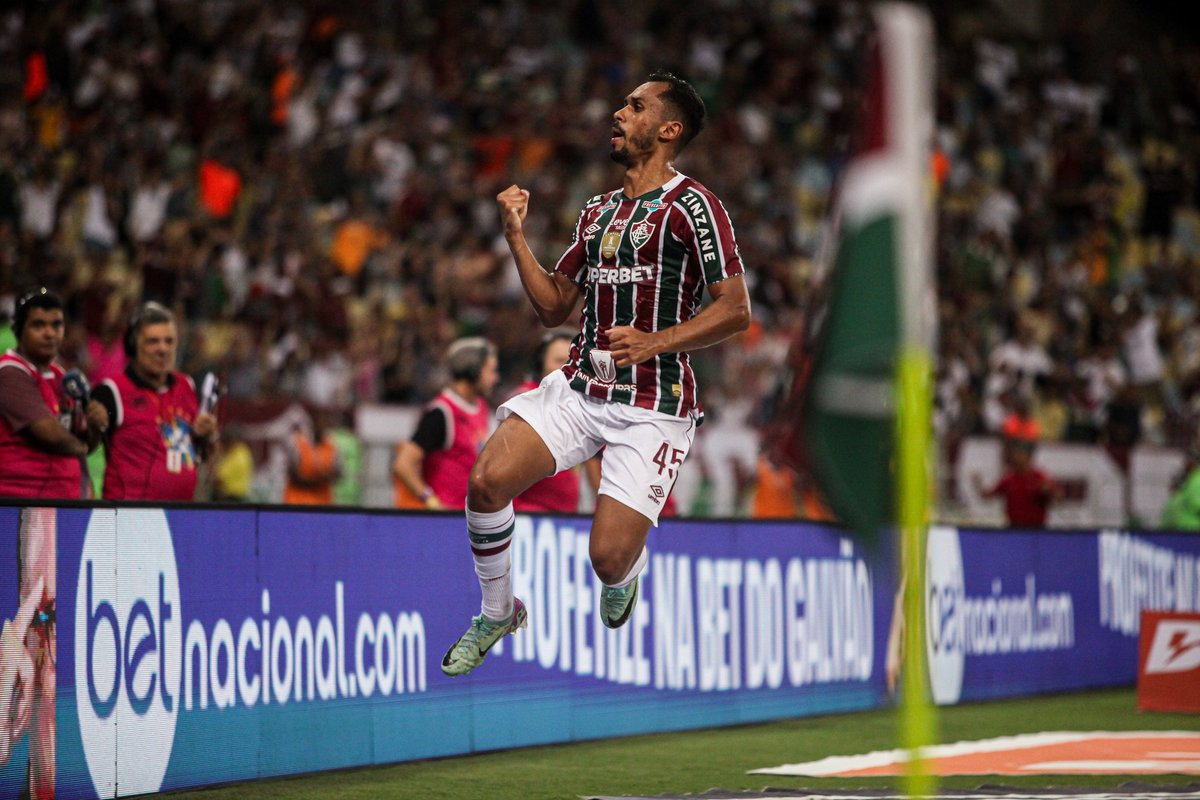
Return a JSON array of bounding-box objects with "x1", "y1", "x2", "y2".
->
[
  {"x1": 1, "y1": 505, "x2": 1198, "y2": 799},
  {"x1": 42, "y1": 507, "x2": 893, "y2": 799},
  {"x1": 925, "y1": 525, "x2": 1200, "y2": 704}
]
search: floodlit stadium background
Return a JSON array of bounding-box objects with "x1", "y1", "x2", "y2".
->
[
  {"x1": 1, "y1": 0, "x2": 1198, "y2": 527},
  {"x1": 2, "y1": 1, "x2": 1200, "y2": 798}
]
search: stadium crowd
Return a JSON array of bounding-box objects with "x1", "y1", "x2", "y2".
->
[{"x1": 1, "y1": 0, "x2": 1198, "y2": 520}]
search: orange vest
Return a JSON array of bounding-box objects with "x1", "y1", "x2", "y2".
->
[{"x1": 284, "y1": 433, "x2": 337, "y2": 505}]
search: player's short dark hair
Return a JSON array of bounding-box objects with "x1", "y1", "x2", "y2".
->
[
  {"x1": 446, "y1": 337, "x2": 496, "y2": 383},
  {"x1": 13, "y1": 287, "x2": 63, "y2": 337},
  {"x1": 646, "y1": 70, "x2": 706, "y2": 152}
]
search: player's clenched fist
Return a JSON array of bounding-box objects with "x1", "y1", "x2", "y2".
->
[{"x1": 496, "y1": 184, "x2": 530, "y2": 236}]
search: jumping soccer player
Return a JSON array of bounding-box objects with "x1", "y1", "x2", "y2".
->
[{"x1": 442, "y1": 70, "x2": 751, "y2": 676}]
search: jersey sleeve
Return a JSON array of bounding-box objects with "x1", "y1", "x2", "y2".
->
[{"x1": 675, "y1": 186, "x2": 745, "y2": 286}]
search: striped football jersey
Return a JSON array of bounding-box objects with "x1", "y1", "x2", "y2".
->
[{"x1": 553, "y1": 172, "x2": 743, "y2": 420}]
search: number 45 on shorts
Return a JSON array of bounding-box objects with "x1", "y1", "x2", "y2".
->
[{"x1": 652, "y1": 441, "x2": 684, "y2": 478}]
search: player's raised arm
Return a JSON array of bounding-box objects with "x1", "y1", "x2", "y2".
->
[{"x1": 496, "y1": 184, "x2": 580, "y2": 327}]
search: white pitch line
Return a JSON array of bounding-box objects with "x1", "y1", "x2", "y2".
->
[{"x1": 750, "y1": 731, "x2": 1200, "y2": 777}]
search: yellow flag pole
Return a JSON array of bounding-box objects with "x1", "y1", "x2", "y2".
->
[{"x1": 898, "y1": 344, "x2": 936, "y2": 799}]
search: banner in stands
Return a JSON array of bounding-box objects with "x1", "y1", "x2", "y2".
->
[{"x1": 1, "y1": 506, "x2": 1199, "y2": 798}]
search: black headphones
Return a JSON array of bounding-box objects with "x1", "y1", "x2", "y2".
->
[
  {"x1": 12, "y1": 287, "x2": 62, "y2": 338},
  {"x1": 123, "y1": 301, "x2": 175, "y2": 357}
]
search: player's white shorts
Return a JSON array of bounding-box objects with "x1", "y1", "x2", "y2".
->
[{"x1": 498, "y1": 370, "x2": 697, "y2": 525}]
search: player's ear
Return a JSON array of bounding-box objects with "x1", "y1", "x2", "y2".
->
[{"x1": 659, "y1": 119, "x2": 682, "y2": 144}]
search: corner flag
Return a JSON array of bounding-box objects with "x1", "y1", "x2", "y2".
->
[
  {"x1": 803, "y1": 2, "x2": 936, "y2": 545},
  {"x1": 801, "y1": 5, "x2": 939, "y2": 798}
]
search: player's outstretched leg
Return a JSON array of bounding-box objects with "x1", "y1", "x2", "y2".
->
[{"x1": 441, "y1": 597, "x2": 528, "y2": 676}]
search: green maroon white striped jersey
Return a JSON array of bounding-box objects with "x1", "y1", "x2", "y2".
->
[{"x1": 553, "y1": 172, "x2": 744, "y2": 420}]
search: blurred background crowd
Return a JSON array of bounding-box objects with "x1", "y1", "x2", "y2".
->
[{"x1": 1, "y1": 0, "x2": 1198, "y2": 523}]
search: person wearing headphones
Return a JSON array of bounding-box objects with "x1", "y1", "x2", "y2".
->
[
  {"x1": 0, "y1": 288, "x2": 106, "y2": 498},
  {"x1": 393, "y1": 337, "x2": 499, "y2": 510},
  {"x1": 511, "y1": 328, "x2": 591, "y2": 513},
  {"x1": 89, "y1": 301, "x2": 217, "y2": 500}
]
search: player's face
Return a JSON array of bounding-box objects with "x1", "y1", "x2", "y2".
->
[
  {"x1": 541, "y1": 338, "x2": 571, "y2": 378},
  {"x1": 611, "y1": 82, "x2": 669, "y2": 167},
  {"x1": 18, "y1": 307, "x2": 64, "y2": 366},
  {"x1": 135, "y1": 321, "x2": 177, "y2": 384}
]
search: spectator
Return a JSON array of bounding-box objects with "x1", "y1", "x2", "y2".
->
[
  {"x1": 750, "y1": 450, "x2": 801, "y2": 519},
  {"x1": 392, "y1": 337, "x2": 498, "y2": 510},
  {"x1": 1030, "y1": 372, "x2": 1070, "y2": 442},
  {"x1": 212, "y1": 425, "x2": 254, "y2": 502},
  {"x1": 988, "y1": 318, "x2": 1053, "y2": 401},
  {"x1": 972, "y1": 439, "x2": 1063, "y2": 527},
  {"x1": 90, "y1": 301, "x2": 217, "y2": 500},
  {"x1": 0, "y1": 289, "x2": 105, "y2": 499},
  {"x1": 0, "y1": 0, "x2": 1197, "y2": 522},
  {"x1": 1075, "y1": 338, "x2": 1127, "y2": 434},
  {"x1": 512, "y1": 328, "x2": 587, "y2": 514},
  {"x1": 0, "y1": 297, "x2": 15, "y2": 353},
  {"x1": 283, "y1": 408, "x2": 342, "y2": 505},
  {"x1": 1162, "y1": 450, "x2": 1200, "y2": 530},
  {"x1": 1000, "y1": 391, "x2": 1041, "y2": 443}
]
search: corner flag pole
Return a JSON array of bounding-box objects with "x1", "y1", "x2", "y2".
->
[
  {"x1": 876, "y1": 4, "x2": 938, "y2": 798},
  {"x1": 898, "y1": 345, "x2": 935, "y2": 799}
]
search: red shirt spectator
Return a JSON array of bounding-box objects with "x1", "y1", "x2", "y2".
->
[{"x1": 973, "y1": 442, "x2": 1062, "y2": 527}]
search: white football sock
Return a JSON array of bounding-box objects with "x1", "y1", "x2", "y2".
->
[{"x1": 467, "y1": 504, "x2": 515, "y2": 621}]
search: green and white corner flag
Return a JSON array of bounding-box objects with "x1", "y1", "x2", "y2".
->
[
  {"x1": 804, "y1": 1, "x2": 936, "y2": 545},
  {"x1": 802, "y1": 3, "x2": 937, "y2": 797}
]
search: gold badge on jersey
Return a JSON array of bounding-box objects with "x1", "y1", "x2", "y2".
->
[
  {"x1": 671, "y1": 384, "x2": 682, "y2": 397},
  {"x1": 600, "y1": 230, "x2": 621, "y2": 260}
]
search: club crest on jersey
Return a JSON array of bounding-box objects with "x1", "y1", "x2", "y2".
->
[
  {"x1": 600, "y1": 230, "x2": 621, "y2": 260},
  {"x1": 629, "y1": 221, "x2": 655, "y2": 249},
  {"x1": 589, "y1": 349, "x2": 617, "y2": 383}
]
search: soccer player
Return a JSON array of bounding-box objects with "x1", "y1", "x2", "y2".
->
[
  {"x1": 0, "y1": 288, "x2": 106, "y2": 498},
  {"x1": 442, "y1": 70, "x2": 751, "y2": 676},
  {"x1": 393, "y1": 337, "x2": 499, "y2": 510},
  {"x1": 90, "y1": 301, "x2": 216, "y2": 500}
]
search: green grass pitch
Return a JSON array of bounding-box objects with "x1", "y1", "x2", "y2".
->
[{"x1": 163, "y1": 688, "x2": 1200, "y2": 800}]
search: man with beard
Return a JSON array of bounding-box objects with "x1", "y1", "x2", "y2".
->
[{"x1": 441, "y1": 70, "x2": 751, "y2": 676}]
